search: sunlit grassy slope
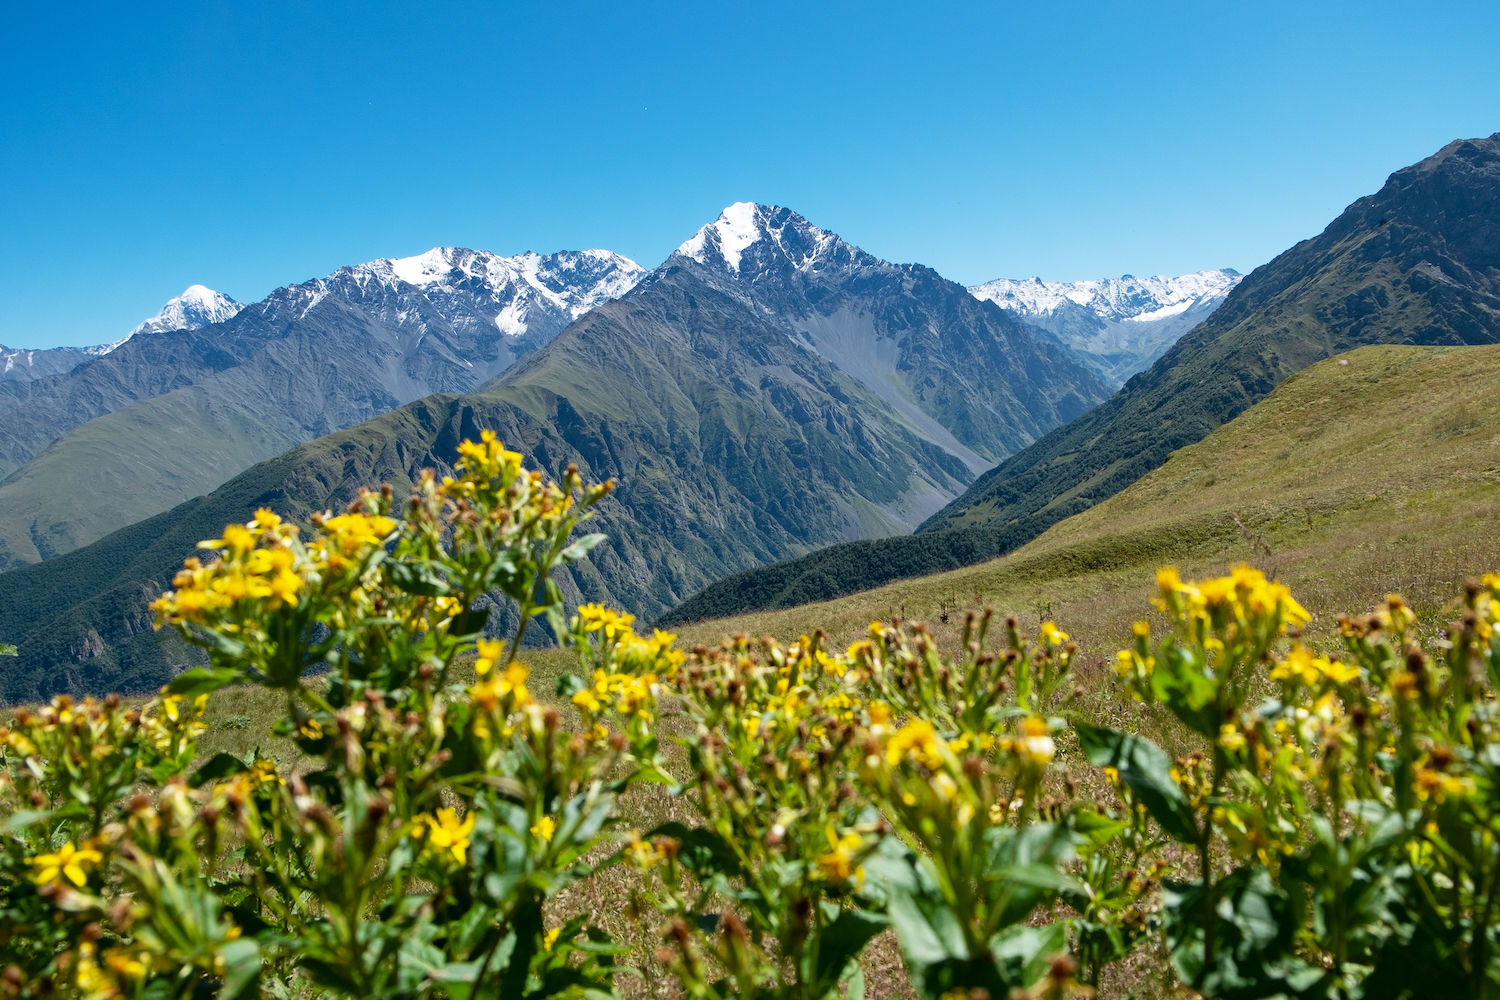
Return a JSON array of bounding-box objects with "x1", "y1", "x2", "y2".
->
[{"x1": 668, "y1": 343, "x2": 1500, "y2": 677}]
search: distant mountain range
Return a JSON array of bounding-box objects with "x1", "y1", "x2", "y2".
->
[
  {"x1": 971, "y1": 269, "x2": 1241, "y2": 386},
  {"x1": 0, "y1": 248, "x2": 644, "y2": 567},
  {"x1": 0, "y1": 202, "x2": 1110, "y2": 700},
  {"x1": 0, "y1": 285, "x2": 244, "y2": 383},
  {"x1": 663, "y1": 132, "x2": 1500, "y2": 625}
]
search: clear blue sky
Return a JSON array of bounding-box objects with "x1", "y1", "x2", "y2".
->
[{"x1": 4, "y1": 0, "x2": 1498, "y2": 348}]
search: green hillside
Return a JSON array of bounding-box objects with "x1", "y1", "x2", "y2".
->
[{"x1": 681, "y1": 343, "x2": 1500, "y2": 664}]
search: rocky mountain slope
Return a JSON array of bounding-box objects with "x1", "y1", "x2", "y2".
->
[{"x1": 663, "y1": 133, "x2": 1500, "y2": 623}]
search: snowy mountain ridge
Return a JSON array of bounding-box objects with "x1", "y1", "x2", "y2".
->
[
  {"x1": 970, "y1": 269, "x2": 1241, "y2": 323},
  {"x1": 969, "y1": 269, "x2": 1243, "y2": 387},
  {"x1": 337, "y1": 246, "x2": 645, "y2": 337}
]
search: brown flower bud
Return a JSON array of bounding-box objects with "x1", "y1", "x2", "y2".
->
[{"x1": 720, "y1": 911, "x2": 749, "y2": 943}]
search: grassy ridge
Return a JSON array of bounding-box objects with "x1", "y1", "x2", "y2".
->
[{"x1": 685, "y1": 344, "x2": 1500, "y2": 674}]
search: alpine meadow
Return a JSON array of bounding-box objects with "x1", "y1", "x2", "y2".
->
[{"x1": 4, "y1": 7, "x2": 1500, "y2": 995}]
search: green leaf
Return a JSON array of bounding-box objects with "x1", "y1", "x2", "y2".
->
[
  {"x1": 861, "y1": 836, "x2": 968, "y2": 975},
  {"x1": 1162, "y1": 867, "x2": 1321, "y2": 998},
  {"x1": 560, "y1": 533, "x2": 607, "y2": 563},
  {"x1": 1151, "y1": 639, "x2": 1221, "y2": 738},
  {"x1": 813, "y1": 906, "x2": 889, "y2": 988},
  {"x1": 646, "y1": 822, "x2": 744, "y2": 878},
  {"x1": 1074, "y1": 722, "x2": 1199, "y2": 843},
  {"x1": 1071, "y1": 808, "x2": 1129, "y2": 846},
  {"x1": 189, "y1": 752, "x2": 250, "y2": 788},
  {"x1": 166, "y1": 666, "x2": 242, "y2": 698},
  {"x1": 0, "y1": 809, "x2": 52, "y2": 835},
  {"x1": 424, "y1": 961, "x2": 480, "y2": 1000},
  {"x1": 387, "y1": 560, "x2": 448, "y2": 597},
  {"x1": 0, "y1": 642, "x2": 16, "y2": 656},
  {"x1": 990, "y1": 922, "x2": 1069, "y2": 992},
  {"x1": 448, "y1": 607, "x2": 490, "y2": 637},
  {"x1": 217, "y1": 937, "x2": 262, "y2": 999}
]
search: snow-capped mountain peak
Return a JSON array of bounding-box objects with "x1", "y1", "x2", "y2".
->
[
  {"x1": 128, "y1": 285, "x2": 244, "y2": 338},
  {"x1": 970, "y1": 269, "x2": 1241, "y2": 323},
  {"x1": 349, "y1": 247, "x2": 645, "y2": 338},
  {"x1": 673, "y1": 202, "x2": 845, "y2": 274},
  {"x1": 85, "y1": 285, "x2": 247, "y2": 354}
]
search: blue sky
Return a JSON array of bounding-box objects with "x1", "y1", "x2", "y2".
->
[{"x1": 4, "y1": 0, "x2": 1498, "y2": 348}]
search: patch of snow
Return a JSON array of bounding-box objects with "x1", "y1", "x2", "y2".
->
[
  {"x1": 1123, "y1": 299, "x2": 1194, "y2": 323},
  {"x1": 389, "y1": 247, "x2": 458, "y2": 286},
  {"x1": 673, "y1": 202, "x2": 845, "y2": 275},
  {"x1": 714, "y1": 201, "x2": 762, "y2": 271},
  {"x1": 494, "y1": 300, "x2": 529, "y2": 336}
]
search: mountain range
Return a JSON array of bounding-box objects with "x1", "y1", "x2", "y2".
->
[
  {"x1": 15, "y1": 122, "x2": 1493, "y2": 701},
  {"x1": 0, "y1": 202, "x2": 1111, "y2": 700},
  {"x1": 663, "y1": 132, "x2": 1500, "y2": 624},
  {"x1": 0, "y1": 248, "x2": 644, "y2": 567},
  {"x1": 972, "y1": 269, "x2": 1241, "y2": 386}
]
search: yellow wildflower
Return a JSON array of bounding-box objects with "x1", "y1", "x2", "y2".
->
[
  {"x1": 474, "y1": 638, "x2": 504, "y2": 676},
  {"x1": 626, "y1": 839, "x2": 664, "y2": 869},
  {"x1": 419, "y1": 808, "x2": 476, "y2": 864},
  {"x1": 815, "y1": 826, "x2": 865, "y2": 885},
  {"x1": 28, "y1": 842, "x2": 103, "y2": 887},
  {"x1": 531, "y1": 815, "x2": 557, "y2": 843},
  {"x1": 1019, "y1": 716, "x2": 1056, "y2": 767},
  {"x1": 1218, "y1": 723, "x2": 1247, "y2": 752}
]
